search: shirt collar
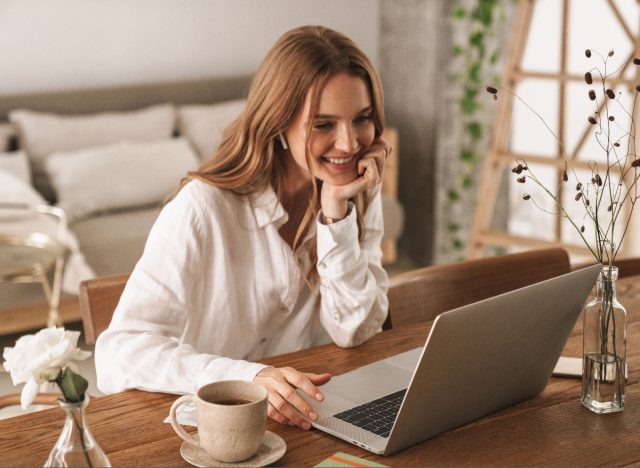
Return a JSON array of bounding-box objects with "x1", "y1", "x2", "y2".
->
[{"x1": 250, "y1": 186, "x2": 288, "y2": 228}]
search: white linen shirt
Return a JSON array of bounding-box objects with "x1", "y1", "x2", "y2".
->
[{"x1": 95, "y1": 179, "x2": 389, "y2": 395}]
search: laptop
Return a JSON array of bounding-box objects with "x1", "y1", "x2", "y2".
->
[{"x1": 305, "y1": 264, "x2": 601, "y2": 456}]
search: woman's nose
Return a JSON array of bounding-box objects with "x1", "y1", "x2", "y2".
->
[{"x1": 335, "y1": 125, "x2": 358, "y2": 153}]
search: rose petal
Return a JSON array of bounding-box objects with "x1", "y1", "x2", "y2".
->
[{"x1": 21, "y1": 379, "x2": 39, "y2": 409}]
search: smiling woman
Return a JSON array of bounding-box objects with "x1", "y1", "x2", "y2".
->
[{"x1": 95, "y1": 25, "x2": 391, "y2": 433}]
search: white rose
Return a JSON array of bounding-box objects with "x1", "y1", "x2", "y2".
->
[{"x1": 2, "y1": 327, "x2": 91, "y2": 409}]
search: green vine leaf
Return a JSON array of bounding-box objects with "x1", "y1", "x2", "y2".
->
[
  {"x1": 448, "y1": 189, "x2": 461, "y2": 202},
  {"x1": 461, "y1": 175, "x2": 474, "y2": 189},
  {"x1": 466, "y1": 121, "x2": 483, "y2": 140},
  {"x1": 472, "y1": 0, "x2": 498, "y2": 26},
  {"x1": 448, "y1": 223, "x2": 460, "y2": 233},
  {"x1": 452, "y1": 45, "x2": 464, "y2": 56},
  {"x1": 452, "y1": 238, "x2": 464, "y2": 250},
  {"x1": 452, "y1": 7, "x2": 466, "y2": 19},
  {"x1": 468, "y1": 62, "x2": 482, "y2": 83},
  {"x1": 469, "y1": 31, "x2": 486, "y2": 57}
]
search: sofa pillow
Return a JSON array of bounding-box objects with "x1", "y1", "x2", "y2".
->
[
  {"x1": 0, "y1": 151, "x2": 31, "y2": 184},
  {"x1": 177, "y1": 99, "x2": 245, "y2": 161},
  {"x1": 9, "y1": 104, "x2": 176, "y2": 202},
  {"x1": 45, "y1": 138, "x2": 198, "y2": 222}
]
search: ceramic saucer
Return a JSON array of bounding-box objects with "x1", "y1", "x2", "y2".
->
[{"x1": 180, "y1": 431, "x2": 286, "y2": 467}]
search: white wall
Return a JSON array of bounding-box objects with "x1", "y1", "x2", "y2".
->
[{"x1": 0, "y1": 0, "x2": 379, "y2": 95}]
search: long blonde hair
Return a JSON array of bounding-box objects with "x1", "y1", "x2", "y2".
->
[{"x1": 180, "y1": 25, "x2": 385, "y2": 275}]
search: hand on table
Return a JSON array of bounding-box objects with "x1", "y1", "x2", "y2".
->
[{"x1": 253, "y1": 367, "x2": 332, "y2": 430}]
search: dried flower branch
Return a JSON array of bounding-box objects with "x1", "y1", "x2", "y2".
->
[{"x1": 487, "y1": 49, "x2": 640, "y2": 266}]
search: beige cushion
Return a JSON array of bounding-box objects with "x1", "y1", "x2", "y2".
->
[
  {"x1": 177, "y1": 100, "x2": 245, "y2": 160},
  {"x1": 45, "y1": 138, "x2": 199, "y2": 222},
  {"x1": 9, "y1": 104, "x2": 176, "y2": 202},
  {"x1": 71, "y1": 206, "x2": 162, "y2": 276}
]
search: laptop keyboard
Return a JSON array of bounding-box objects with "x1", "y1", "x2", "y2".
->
[{"x1": 333, "y1": 389, "x2": 407, "y2": 438}]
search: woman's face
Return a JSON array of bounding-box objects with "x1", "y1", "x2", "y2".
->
[{"x1": 284, "y1": 72, "x2": 376, "y2": 186}]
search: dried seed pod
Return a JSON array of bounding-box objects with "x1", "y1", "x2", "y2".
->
[
  {"x1": 614, "y1": 142, "x2": 620, "y2": 147},
  {"x1": 562, "y1": 171, "x2": 568, "y2": 182},
  {"x1": 486, "y1": 86, "x2": 498, "y2": 94},
  {"x1": 585, "y1": 49, "x2": 592, "y2": 57},
  {"x1": 635, "y1": 57, "x2": 640, "y2": 65},
  {"x1": 636, "y1": 85, "x2": 640, "y2": 93},
  {"x1": 581, "y1": 226, "x2": 585, "y2": 233},
  {"x1": 523, "y1": 194, "x2": 531, "y2": 201},
  {"x1": 588, "y1": 90, "x2": 596, "y2": 101},
  {"x1": 609, "y1": 116, "x2": 615, "y2": 121},
  {"x1": 584, "y1": 72, "x2": 593, "y2": 84},
  {"x1": 632, "y1": 159, "x2": 640, "y2": 167},
  {"x1": 576, "y1": 182, "x2": 582, "y2": 191},
  {"x1": 607, "y1": 205, "x2": 613, "y2": 212},
  {"x1": 585, "y1": 198, "x2": 591, "y2": 206},
  {"x1": 608, "y1": 49, "x2": 615, "y2": 57},
  {"x1": 588, "y1": 116, "x2": 598, "y2": 125},
  {"x1": 575, "y1": 192, "x2": 583, "y2": 201},
  {"x1": 594, "y1": 174, "x2": 603, "y2": 186},
  {"x1": 517, "y1": 176, "x2": 526, "y2": 183},
  {"x1": 605, "y1": 89, "x2": 616, "y2": 99}
]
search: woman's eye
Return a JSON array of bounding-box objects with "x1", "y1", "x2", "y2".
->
[
  {"x1": 354, "y1": 114, "x2": 372, "y2": 124},
  {"x1": 313, "y1": 122, "x2": 334, "y2": 131}
]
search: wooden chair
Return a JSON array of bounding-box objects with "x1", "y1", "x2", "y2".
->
[
  {"x1": 78, "y1": 273, "x2": 130, "y2": 345},
  {"x1": 386, "y1": 247, "x2": 571, "y2": 329},
  {"x1": 572, "y1": 257, "x2": 640, "y2": 279},
  {"x1": 0, "y1": 273, "x2": 129, "y2": 410}
]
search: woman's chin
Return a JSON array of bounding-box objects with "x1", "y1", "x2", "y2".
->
[{"x1": 318, "y1": 171, "x2": 358, "y2": 187}]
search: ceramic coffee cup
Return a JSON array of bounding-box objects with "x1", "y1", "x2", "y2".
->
[{"x1": 170, "y1": 380, "x2": 268, "y2": 463}]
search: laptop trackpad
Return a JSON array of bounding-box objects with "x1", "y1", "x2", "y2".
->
[{"x1": 322, "y1": 355, "x2": 415, "y2": 405}]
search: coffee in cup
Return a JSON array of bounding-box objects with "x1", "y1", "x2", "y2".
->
[{"x1": 170, "y1": 380, "x2": 268, "y2": 462}]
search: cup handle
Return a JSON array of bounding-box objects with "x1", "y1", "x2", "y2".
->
[{"x1": 169, "y1": 395, "x2": 200, "y2": 447}]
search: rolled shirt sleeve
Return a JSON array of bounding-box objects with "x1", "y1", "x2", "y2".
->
[{"x1": 316, "y1": 185, "x2": 389, "y2": 348}]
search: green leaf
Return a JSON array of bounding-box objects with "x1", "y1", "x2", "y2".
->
[
  {"x1": 472, "y1": 0, "x2": 497, "y2": 27},
  {"x1": 468, "y1": 62, "x2": 481, "y2": 83},
  {"x1": 452, "y1": 45, "x2": 464, "y2": 57},
  {"x1": 461, "y1": 87, "x2": 478, "y2": 114},
  {"x1": 451, "y1": 6, "x2": 466, "y2": 19},
  {"x1": 461, "y1": 149, "x2": 475, "y2": 162},
  {"x1": 57, "y1": 368, "x2": 88, "y2": 403},
  {"x1": 447, "y1": 223, "x2": 460, "y2": 233},
  {"x1": 489, "y1": 50, "x2": 499, "y2": 65},
  {"x1": 466, "y1": 121, "x2": 483, "y2": 140},
  {"x1": 452, "y1": 238, "x2": 464, "y2": 250},
  {"x1": 448, "y1": 189, "x2": 460, "y2": 202},
  {"x1": 461, "y1": 175, "x2": 474, "y2": 188}
]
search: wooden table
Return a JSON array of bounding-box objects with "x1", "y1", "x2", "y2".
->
[{"x1": 2, "y1": 277, "x2": 640, "y2": 466}]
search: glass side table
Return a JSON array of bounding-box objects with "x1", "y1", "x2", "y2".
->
[{"x1": 0, "y1": 204, "x2": 69, "y2": 327}]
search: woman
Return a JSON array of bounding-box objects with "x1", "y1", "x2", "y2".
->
[{"x1": 95, "y1": 25, "x2": 391, "y2": 431}]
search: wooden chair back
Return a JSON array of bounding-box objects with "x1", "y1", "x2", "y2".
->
[
  {"x1": 573, "y1": 257, "x2": 640, "y2": 279},
  {"x1": 79, "y1": 273, "x2": 130, "y2": 345},
  {"x1": 386, "y1": 247, "x2": 571, "y2": 329}
]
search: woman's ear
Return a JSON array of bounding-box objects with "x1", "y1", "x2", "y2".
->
[{"x1": 278, "y1": 131, "x2": 289, "y2": 150}]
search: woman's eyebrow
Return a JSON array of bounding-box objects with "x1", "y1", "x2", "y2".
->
[{"x1": 313, "y1": 105, "x2": 373, "y2": 119}]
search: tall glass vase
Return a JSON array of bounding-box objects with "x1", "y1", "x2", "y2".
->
[
  {"x1": 581, "y1": 266, "x2": 626, "y2": 413},
  {"x1": 44, "y1": 396, "x2": 111, "y2": 467}
]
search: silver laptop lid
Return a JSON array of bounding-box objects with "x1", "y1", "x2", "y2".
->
[{"x1": 384, "y1": 264, "x2": 600, "y2": 455}]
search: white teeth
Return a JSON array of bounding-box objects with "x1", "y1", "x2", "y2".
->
[{"x1": 326, "y1": 155, "x2": 355, "y2": 164}]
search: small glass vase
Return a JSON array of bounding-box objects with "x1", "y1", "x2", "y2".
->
[
  {"x1": 44, "y1": 396, "x2": 111, "y2": 467},
  {"x1": 581, "y1": 266, "x2": 626, "y2": 414}
]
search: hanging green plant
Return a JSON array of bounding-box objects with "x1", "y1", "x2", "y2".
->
[{"x1": 445, "y1": 0, "x2": 507, "y2": 257}]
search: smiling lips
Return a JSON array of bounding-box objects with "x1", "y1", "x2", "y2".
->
[{"x1": 321, "y1": 154, "x2": 357, "y2": 171}]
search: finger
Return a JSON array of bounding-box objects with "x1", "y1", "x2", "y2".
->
[
  {"x1": 267, "y1": 402, "x2": 291, "y2": 426},
  {"x1": 284, "y1": 369, "x2": 326, "y2": 402},
  {"x1": 359, "y1": 158, "x2": 380, "y2": 187},
  {"x1": 270, "y1": 389, "x2": 312, "y2": 429},
  {"x1": 274, "y1": 377, "x2": 319, "y2": 422}
]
